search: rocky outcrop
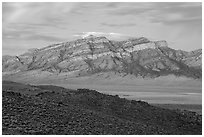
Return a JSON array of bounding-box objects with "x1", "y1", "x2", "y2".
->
[{"x1": 2, "y1": 36, "x2": 202, "y2": 79}]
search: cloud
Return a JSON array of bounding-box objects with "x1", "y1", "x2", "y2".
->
[
  {"x1": 69, "y1": 3, "x2": 115, "y2": 15},
  {"x1": 3, "y1": 2, "x2": 76, "y2": 23},
  {"x1": 3, "y1": 28, "x2": 64, "y2": 42},
  {"x1": 108, "y1": 2, "x2": 202, "y2": 25},
  {"x1": 3, "y1": 2, "x2": 77, "y2": 47},
  {"x1": 2, "y1": 2, "x2": 202, "y2": 55},
  {"x1": 148, "y1": 3, "x2": 202, "y2": 25},
  {"x1": 107, "y1": 3, "x2": 154, "y2": 16},
  {"x1": 25, "y1": 34, "x2": 64, "y2": 42},
  {"x1": 105, "y1": 2, "x2": 120, "y2": 8},
  {"x1": 73, "y1": 32, "x2": 133, "y2": 40},
  {"x1": 101, "y1": 23, "x2": 137, "y2": 27},
  {"x1": 150, "y1": 15, "x2": 201, "y2": 25}
]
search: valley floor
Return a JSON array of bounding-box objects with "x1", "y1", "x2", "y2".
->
[
  {"x1": 58, "y1": 85, "x2": 202, "y2": 114},
  {"x1": 3, "y1": 72, "x2": 202, "y2": 112},
  {"x1": 152, "y1": 104, "x2": 202, "y2": 115}
]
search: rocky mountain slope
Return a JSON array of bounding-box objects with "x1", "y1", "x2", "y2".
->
[
  {"x1": 2, "y1": 35, "x2": 202, "y2": 79},
  {"x1": 2, "y1": 81, "x2": 202, "y2": 135}
]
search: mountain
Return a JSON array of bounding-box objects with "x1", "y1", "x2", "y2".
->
[
  {"x1": 2, "y1": 81, "x2": 202, "y2": 135},
  {"x1": 2, "y1": 35, "x2": 202, "y2": 79}
]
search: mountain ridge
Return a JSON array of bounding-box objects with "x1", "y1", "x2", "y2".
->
[{"x1": 2, "y1": 35, "x2": 202, "y2": 79}]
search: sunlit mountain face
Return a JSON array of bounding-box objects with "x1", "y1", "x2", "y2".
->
[{"x1": 2, "y1": 35, "x2": 202, "y2": 79}]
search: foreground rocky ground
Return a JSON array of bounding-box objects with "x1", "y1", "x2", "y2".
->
[{"x1": 2, "y1": 81, "x2": 202, "y2": 135}]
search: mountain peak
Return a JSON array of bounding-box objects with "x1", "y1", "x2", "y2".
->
[{"x1": 83, "y1": 34, "x2": 108, "y2": 41}]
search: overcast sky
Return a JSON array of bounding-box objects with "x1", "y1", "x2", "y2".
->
[{"x1": 2, "y1": 2, "x2": 202, "y2": 55}]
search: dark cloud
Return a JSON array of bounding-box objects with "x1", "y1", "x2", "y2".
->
[{"x1": 105, "y1": 2, "x2": 121, "y2": 8}]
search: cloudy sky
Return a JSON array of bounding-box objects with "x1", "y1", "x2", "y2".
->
[{"x1": 2, "y1": 2, "x2": 202, "y2": 55}]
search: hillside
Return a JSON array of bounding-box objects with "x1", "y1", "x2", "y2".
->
[{"x1": 2, "y1": 81, "x2": 202, "y2": 135}]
